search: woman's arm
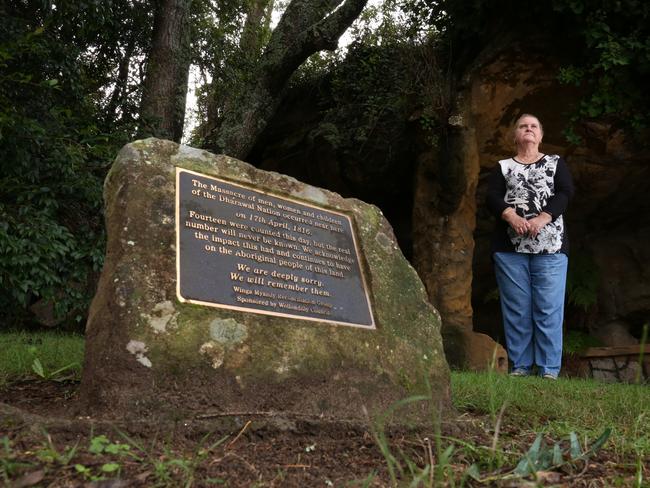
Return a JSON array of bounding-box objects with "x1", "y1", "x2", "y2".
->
[
  {"x1": 528, "y1": 157, "x2": 574, "y2": 238},
  {"x1": 541, "y1": 157, "x2": 575, "y2": 220},
  {"x1": 486, "y1": 164, "x2": 529, "y2": 236},
  {"x1": 486, "y1": 164, "x2": 511, "y2": 218}
]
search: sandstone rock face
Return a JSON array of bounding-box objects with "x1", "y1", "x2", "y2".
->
[
  {"x1": 411, "y1": 93, "x2": 506, "y2": 370},
  {"x1": 591, "y1": 321, "x2": 639, "y2": 348},
  {"x1": 80, "y1": 138, "x2": 450, "y2": 422}
]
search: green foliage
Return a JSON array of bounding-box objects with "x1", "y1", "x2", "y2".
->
[
  {"x1": 0, "y1": 330, "x2": 84, "y2": 386},
  {"x1": 71, "y1": 436, "x2": 129, "y2": 481},
  {"x1": 190, "y1": 0, "x2": 270, "y2": 147},
  {"x1": 30, "y1": 355, "x2": 78, "y2": 381},
  {"x1": 402, "y1": 0, "x2": 650, "y2": 141},
  {"x1": 115, "y1": 428, "x2": 229, "y2": 486},
  {"x1": 292, "y1": 4, "x2": 447, "y2": 201},
  {"x1": 1, "y1": 437, "x2": 34, "y2": 482},
  {"x1": 89, "y1": 435, "x2": 131, "y2": 456},
  {"x1": 566, "y1": 252, "x2": 599, "y2": 311},
  {"x1": 553, "y1": 1, "x2": 650, "y2": 136},
  {"x1": 36, "y1": 433, "x2": 79, "y2": 466},
  {"x1": 0, "y1": 2, "x2": 148, "y2": 327},
  {"x1": 513, "y1": 428, "x2": 611, "y2": 477},
  {"x1": 563, "y1": 330, "x2": 602, "y2": 355},
  {"x1": 74, "y1": 434, "x2": 137, "y2": 481},
  {"x1": 368, "y1": 395, "x2": 430, "y2": 485},
  {"x1": 451, "y1": 371, "x2": 650, "y2": 457}
]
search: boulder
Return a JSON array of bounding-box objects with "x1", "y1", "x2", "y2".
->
[
  {"x1": 591, "y1": 320, "x2": 639, "y2": 348},
  {"x1": 79, "y1": 138, "x2": 450, "y2": 423},
  {"x1": 29, "y1": 299, "x2": 62, "y2": 328},
  {"x1": 442, "y1": 329, "x2": 508, "y2": 373}
]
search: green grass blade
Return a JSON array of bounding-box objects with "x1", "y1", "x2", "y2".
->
[
  {"x1": 49, "y1": 362, "x2": 79, "y2": 379},
  {"x1": 31, "y1": 358, "x2": 45, "y2": 378},
  {"x1": 581, "y1": 427, "x2": 612, "y2": 458},
  {"x1": 376, "y1": 395, "x2": 430, "y2": 426},
  {"x1": 569, "y1": 432, "x2": 581, "y2": 459},
  {"x1": 408, "y1": 465, "x2": 430, "y2": 488},
  {"x1": 514, "y1": 433, "x2": 543, "y2": 475},
  {"x1": 552, "y1": 442, "x2": 563, "y2": 466},
  {"x1": 440, "y1": 444, "x2": 455, "y2": 464},
  {"x1": 514, "y1": 457, "x2": 532, "y2": 476},
  {"x1": 464, "y1": 463, "x2": 481, "y2": 481}
]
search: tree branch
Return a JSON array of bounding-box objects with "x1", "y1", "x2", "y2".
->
[{"x1": 211, "y1": 0, "x2": 368, "y2": 158}]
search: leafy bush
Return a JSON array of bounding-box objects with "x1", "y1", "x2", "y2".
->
[
  {"x1": 566, "y1": 252, "x2": 599, "y2": 311},
  {"x1": 564, "y1": 330, "x2": 602, "y2": 355},
  {"x1": 0, "y1": 3, "x2": 140, "y2": 327}
]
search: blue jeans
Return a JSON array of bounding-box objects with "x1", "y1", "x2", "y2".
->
[{"x1": 493, "y1": 252, "x2": 568, "y2": 376}]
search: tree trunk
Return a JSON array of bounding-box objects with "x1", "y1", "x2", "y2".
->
[
  {"x1": 239, "y1": 0, "x2": 273, "y2": 58},
  {"x1": 209, "y1": 0, "x2": 368, "y2": 159},
  {"x1": 105, "y1": 36, "x2": 135, "y2": 124},
  {"x1": 139, "y1": 0, "x2": 193, "y2": 142}
]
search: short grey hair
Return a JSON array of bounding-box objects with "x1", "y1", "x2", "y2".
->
[{"x1": 514, "y1": 113, "x2": 544, "y2": 134}]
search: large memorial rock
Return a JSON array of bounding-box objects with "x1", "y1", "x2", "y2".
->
[{"x1": 80, "y1": 138, "x2": 450, "y2": 422}]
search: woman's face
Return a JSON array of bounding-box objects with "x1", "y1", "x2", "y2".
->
[{"x1": 514, "y1": 116, "x2": 543, "y2": 148}]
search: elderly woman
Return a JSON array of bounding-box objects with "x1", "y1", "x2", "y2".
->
[{"x1": 486, "y1": 114, "x2": 574, "y2": 379}]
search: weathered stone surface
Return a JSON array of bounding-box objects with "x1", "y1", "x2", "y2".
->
[
  {"x1": 591, "y1": 234, "x2": 650, "y2": 332},
  {"x1": 412, "y1": 96, "x2": 505, "y2": 370},
  {"x1": 588, "y1": 356, "x2": 648, "y2": 384},
  {"x1": 592, "y1": 321, "x2": 639, "y2": 348},
  {"x1": 412, "y1": 115, "x2": 477, "y2": 336},
  {"x1": 80, "y1": 138, "x2": 450, "y2": 422},
  {"x1": 443, "y1": 329, "x2": 507, "y2": 373},
  {"x1": 591, "y1": 358, "x2": 619, "y2": 383}
]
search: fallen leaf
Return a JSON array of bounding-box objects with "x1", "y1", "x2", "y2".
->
[
  {"x1": 135, "y1": 470, "x2": 152, "y2": 482},
  {"x1": 84, "y1": 480, "x2": 128, "y2": 488},
  {"x1": 12, "y1": 470, "x2": 44, "y2": 488},
  {"x1": 536, "y1": 470, "x2": 562, "y2": 484}
]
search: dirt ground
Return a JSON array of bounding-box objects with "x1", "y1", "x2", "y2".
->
[{"x1": 0, "y1": 380, "x2": 644, "y2": 487}]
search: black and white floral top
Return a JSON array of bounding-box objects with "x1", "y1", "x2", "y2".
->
[{"x1": 486, "y1": 154, "x2": 574, "y2": 255}]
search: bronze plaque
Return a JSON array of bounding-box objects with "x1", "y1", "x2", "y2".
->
[{"x1": 176, "y1": 168, "x2": 375, "y2": 328}]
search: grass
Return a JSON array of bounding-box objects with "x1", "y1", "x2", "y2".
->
[
  {"x1": 366, "y1": 372, "x2": 648, "y2": 486},
  {"x1": 1, "y1": 331, "x2": 648, "y2": 485},
  {"x1": 0, "y1": 330, "x2": 84, "y2": 385},
  {"x1": 451, "y1": 371, "x2": 650, "y2": 457}
]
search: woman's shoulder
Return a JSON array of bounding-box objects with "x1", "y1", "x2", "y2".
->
[
  {"x1": 543, "y1": 154, "x2": 571, "y2": 164},
  {"x1": 497, "y1": 157, "x2": 516, "y2": 167}
]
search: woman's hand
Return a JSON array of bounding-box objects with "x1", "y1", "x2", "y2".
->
[
  {"x1": 527, "y1": 212, "x2": 552, "y2": 238},
  {"x1": 502, "y1": 207, "x2": 529, "y2": 236}
]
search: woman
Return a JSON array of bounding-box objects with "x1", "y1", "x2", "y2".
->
[{"x1": 486, "y1": 114, "x2": 574, "y2": 379}]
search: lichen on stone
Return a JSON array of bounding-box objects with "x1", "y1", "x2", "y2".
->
[
  {"x1": 172, "y1": 144, "x2": 212, "y2": 164},
  {"x1": 141, "y1": 300, "x2": 179, "y2": 333},
  {"x1": 125, "y1": 340, "x2": 153, "y2": 368},
  {"x1": 209, "y1": 318, "x2": 248, "y2": 345},
  {"x1": 199, "y1": 341, "x2": 225, "y2": 368},
  {"x1": 292, "y1": 186, "x2": 328, "y2": 204},
  {"x1": 375, "y1": 232, "x2": 393, "y2": 252},
  {"x1": 274, "y1": 354, "x2": 292, "y2": 375}
]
